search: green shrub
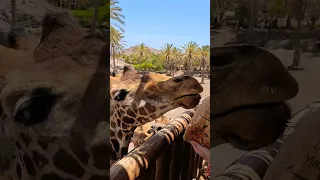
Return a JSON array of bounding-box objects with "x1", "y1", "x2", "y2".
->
[{"x1": 72, "y1": 3, "x2": 109, "y2": 28}]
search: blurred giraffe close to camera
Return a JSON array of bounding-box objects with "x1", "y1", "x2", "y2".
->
[{"x1": 0, "y1": 9, "x2": 110, "y2": 180}]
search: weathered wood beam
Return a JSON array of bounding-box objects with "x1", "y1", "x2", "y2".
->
[{"x1": 110, "y1": 109, "x2": 195, "y2": 180}]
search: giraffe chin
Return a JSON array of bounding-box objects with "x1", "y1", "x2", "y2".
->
[{"x1": 176, "y1": 94, "x2": 201, "y2": 109}]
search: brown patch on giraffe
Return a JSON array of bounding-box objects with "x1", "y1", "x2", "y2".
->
[
  {"x1": 125, "y1": 135, "x2": 130, "y2": 141},
  {"x1": 150, "y1": 114, "x2": 158, "y2": 119},
  {"x1": 41, "y1": 173, "x2": 73, "y2": 180},
  {"x1": 138, "y1": 107, "x2": 148, "y2": 115},
  {"x1": 20, "y1": 133, "x2": 32, "y2": 146},
  {"x1": 145, "y1": 103, "x2": 156, "y2": 113},
  {"x1": 111, "y1": 121, "x2": 116, "y2": 128},
  {"x1": 70, "y1": 132, "x2": 89, "y2": 165},
  {"x1": 117, "y1": 119, "x2": 121, "y2": 126},
  {"x1": 53, "y1": 148, "x2": 85, "y2": 178},
  {"x1": 137, "y1": 117, "x2": 145, "y2": 123},
  {"x1": 16, "y1": 163, "x2": 21, "y2": 180},
  {"x1": 91, "y1": 143, "x2": 109, "y2": 170},
  {"x1": 89, "y1": 175, "x2": 110, "y2": 180},
  {"x1": 117, "y1": 109, "x2": 125, "y2": 118},
  {"x1": 120, "y1": 147, "x2": 128, "y2": 157},
  {"x1": 122, "y1": 123, "x2": 128, "y2": 129},
  {"x1": 117, "y1": 130, "x2": 123, "y2": 140},
  {"x1": 110, "y1": 130, "x2": 115, "y2": 137},
  {"x1": 37, "y1": 139, "x2": 49, "y2": 150},
  {"x1": 32, "y1": 151, "x2": 49, "y2": 168},
  {"x1": 23, "y1": 153, "x2": 37, "y2": 176},
  {"x1": 122, "y1": 116, "x2": 135, "y2": 124},
  {"x1": 127, "y1": 108, "x2": 136, "y2": 117}
]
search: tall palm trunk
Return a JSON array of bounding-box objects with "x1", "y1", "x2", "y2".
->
[
  {"x1": 112, "y1": 46, "x2": 116, "y2": 73},
  {"x1": 292, "y1": 17, "x2": 302, "y2": 67},
  {"x1": 201, "y1": 57, "x2": 205, "y2": 84},
  {"x1": 188, "y1": 55, "x2": 191, "y2": 74},
  {"x1": 248, "y1": 0, "x2": 257, "y2": 45},
  {"x1": 11, "y1": 0, "x2": 16, "y2": 26},
  {"x1": 165, "y1": 58, "x2": 169, "y2": 75},
  {"x1": 138, "y1": 54, "x2": 142, "y2": 72},
  {"x1": 91, "y1": 0, "x2": 99, "y2": 35}
]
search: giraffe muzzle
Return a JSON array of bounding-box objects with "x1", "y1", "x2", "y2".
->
[{"x1": 176, "y1": 94, "x2": 201, "y2": 109}]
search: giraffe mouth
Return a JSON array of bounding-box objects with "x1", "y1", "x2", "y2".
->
[
  {"x1": 175, "y1": 94, "x2": 201, "y2": 109},
  {"x1": 214, "y1": 101, "x2": 290, "y2": 150},
  {"x1": 212, "y1": 101, "x2": 289, "y2": 118}
]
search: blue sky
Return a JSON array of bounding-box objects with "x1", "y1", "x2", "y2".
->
[{"x1": 116, "y1": 1, "x2": 210, "y2": 50}]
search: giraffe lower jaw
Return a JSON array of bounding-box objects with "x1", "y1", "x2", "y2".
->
[
  {"x1": 213, "y1": 102, "x2": 291, "y2": 150},
  {"x1": 176, "y1": 94, "x2": 201, "y2": 109},
  {"x1": 212, "y1": 101, "x2": 290, "y2": 118}
]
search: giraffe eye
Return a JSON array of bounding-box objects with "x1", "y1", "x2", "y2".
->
[
  {"x1": 114, "y1": 89, "x2": 129, "y2": 101},
  {"x1": 14, "y1": 88, "x2": 59, "y2": 126}
]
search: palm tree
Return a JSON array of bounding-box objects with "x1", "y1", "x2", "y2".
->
[
  {"x1": 91, "y1": 0, "x2": 100, "y2": 34},
  {"x1": 198, "y1": 45, "x2": 210, "y2": 84},
  {"x1": 11, "y1": 0, "x2": 16, "y2": 26},
  {"x1": 160, "y1": 43, "x2": 174, "y2": 74},
  {"x1": 182, "y1": 41, "x2": 199, "y2": 74},
  {"x1": 109, "y1": 0, "x2": 126, "y2": 73},
  {"x1": 286, "y1": 0, "x2": 309, "y2": 70},
  {"x1": 110, "y1": 0, "x2": 125, "y2": 33},
  {"x1": 133, "y1": 43, "x2": 151, "y2": 72},
  {"x1": 248, "y1": 0, "x2": 258, "y2": 45},
  {"x1": 172, "y1": 47, "x2": 183, "y2": 70},
  {"x1": 110, "y1": 26, "x2": 126, "y2": 73}
]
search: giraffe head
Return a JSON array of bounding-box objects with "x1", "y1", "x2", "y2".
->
[
  {"x1": 110, "y1": 66, "x2": 203, "y2": 158},
  {"x1": 0, "y1": 9, "x2": 110, "y2": 179},
  {"x1": 130, "y1": 116, "x2": 173, "y2": 148}
]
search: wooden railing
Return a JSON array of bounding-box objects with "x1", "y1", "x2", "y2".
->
[{"x1": 110, "y1": 110, "x2": 204, "y2": 180}]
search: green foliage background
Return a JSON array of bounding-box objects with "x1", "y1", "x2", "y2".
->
[{"x1": 72, "y1": 1, "x2": 110, "y2": 28}]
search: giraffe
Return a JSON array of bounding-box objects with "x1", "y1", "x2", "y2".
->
[
  {"x1": 0, "y1": 9, "x2": 110, "y2": 180},
  {"x1": 130, "y1": 115, "x2": 173, "y2": 149},
  {"x1": 211, "y1": 45, "x2": 299, "y2": 150},
  {"x1": 110, "y1": 66, "x2": 203, "y2": 160}
]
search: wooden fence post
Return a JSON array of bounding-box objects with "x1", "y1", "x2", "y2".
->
[{"x1": 110, "y1": 110, "x2": 195, "y2": 180}]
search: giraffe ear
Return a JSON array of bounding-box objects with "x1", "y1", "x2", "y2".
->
[
  {"x1": 121, "y1": 65, "x2": 141, "y2": 81},
  {"x1": 11, "y1": 87, "x2": 60, "y2": 126}
]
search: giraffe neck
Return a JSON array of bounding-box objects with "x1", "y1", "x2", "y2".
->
[
  {"x1": 110, "y1": 103, "x2": 177, "y2": 160},
  {"x1": 110, "y1": 121, "x2": 136, "y2": 160},
  {"x1": 2, "y1": 121, "x2": 109, "y2": 180}
]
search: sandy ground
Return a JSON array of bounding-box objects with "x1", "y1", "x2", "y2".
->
[{"x1": 211, "y1": 49, "x2": 320, "y2": 176}]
